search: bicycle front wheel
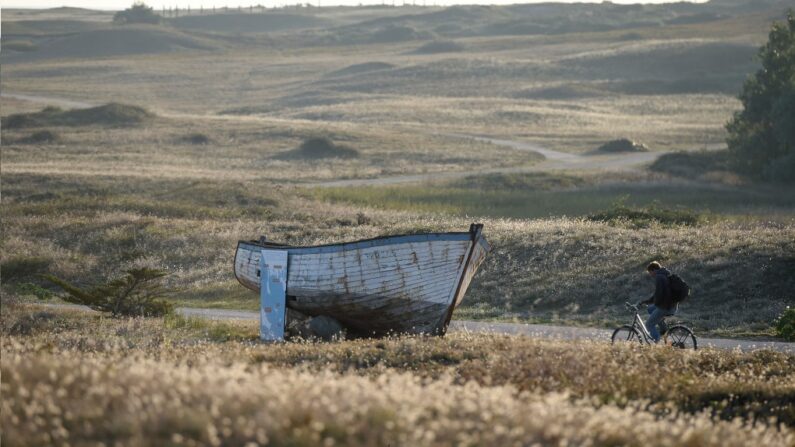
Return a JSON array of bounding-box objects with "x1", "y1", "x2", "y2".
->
[
  {"x1": 611, "y1": 325, "x2": 642, "y2": 345},
  {"x1": 665, "y1": 325, "x2": 697, "y2": 350}
]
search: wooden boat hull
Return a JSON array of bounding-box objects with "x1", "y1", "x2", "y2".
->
[{"x1": 234, "y1": 224, "x2": 489, "y2": 336}]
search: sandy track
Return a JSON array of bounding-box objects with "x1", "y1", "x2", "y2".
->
[
  {"x1": 311, "y1": 134, "x2": 665, "y2": 187},
  {"x1": 176, "y1": 306, "x2": 794, "y2": 353}
]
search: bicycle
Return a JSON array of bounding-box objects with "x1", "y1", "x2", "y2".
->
[{"x1": 611, "y1": 302, "x2": 697, "y2": 349}]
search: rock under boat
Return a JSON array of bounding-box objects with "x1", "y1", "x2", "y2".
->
[{"x1": 234, "y1": 224, "x2": 489, "y2": 336}]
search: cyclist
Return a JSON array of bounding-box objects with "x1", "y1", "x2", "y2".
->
[{"x1": 638, "y1": 261, "x2": 677, "y2": 343}]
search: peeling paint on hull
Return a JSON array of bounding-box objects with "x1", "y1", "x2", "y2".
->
[{"x1": 234, "y1": 225, "x2": 489, "y2": 336}]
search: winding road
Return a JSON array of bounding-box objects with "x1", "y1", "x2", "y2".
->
[{"x1": 311, "y1": 134, "x2": 665, "y2": 187}]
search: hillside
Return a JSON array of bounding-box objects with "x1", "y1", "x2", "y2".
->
[{"x1": 2, "y1": 26, "x2": 221, "y2": 62}]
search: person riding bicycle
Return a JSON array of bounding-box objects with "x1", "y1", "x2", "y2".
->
[{"x1": 638, "y1": 261, "x2": 677, "y2": 343}]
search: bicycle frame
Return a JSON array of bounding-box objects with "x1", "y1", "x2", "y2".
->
[
  {"x1": 631, "y1": 311, "x2": 655, "y2": 344},
  {"x1": 616, "y1": 302, "x2": 696, "y2": 349}
]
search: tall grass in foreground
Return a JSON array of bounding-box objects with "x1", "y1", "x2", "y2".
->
[
  {"x1": 3, "y1": 348, "x2": 793, "y2": 447},
  {"x1": 2, "y1": 304, "x2": 794, "y2": 446}
]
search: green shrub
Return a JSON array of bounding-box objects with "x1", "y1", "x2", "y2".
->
[
  {"x1": 451, "y1": 172, "x2": 584, "y2": 191},
  {"x1": 113, "y1": 2, "x2": 160, "y2": 25},
  {"x1": 595, "y1": 138, "x2": 648, "y2": 153},
  {"x1": 587, "y1": 201, "x2": 701, "y2": 227},
  {"x1": 775, "y1": 307, "x2": 795, "y2": 341},
  {"x1": 1, "y1": 256, "x2": 52, "y2": 284},
  {"x1": 179, "y1": 133, "x2": 210, "y2": 145},
  {"x1": 726, "y1": 11, "x2": 795, "y2": 181},
  {"x1": 649, "y1": 150, "x2": 730, "y2": 178},
  {"x1": 275, "y1": 137, "x2": 359, "y2": 160},
  {"x1": 15, "y1": 283, "x2": 55, "y2": 301},
  {"x1": 19, "y1": 130, "x2": 60, "y2": 144},
  {"x1": 2, "y1": 103, "x2": 152, "y2": 129},
  {"x1": 44, "y1": 268, "x2": 174, "y2": 317}
]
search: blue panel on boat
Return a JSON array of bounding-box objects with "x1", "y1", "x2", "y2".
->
[{"x1": 260, "y1": 249, "x2": 287, "y2": 341}]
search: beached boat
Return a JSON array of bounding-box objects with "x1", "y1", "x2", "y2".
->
[{"x1": 234, "y1": 224, "x2": 489, "y2": 336}]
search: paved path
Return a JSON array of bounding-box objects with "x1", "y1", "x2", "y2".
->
[
  {"x1": 449, "y1": 320, "x2": 795, "y2": 353},
  {"x1": 179, "y1": 307, "x2": 794, "y2": 353},
  {"x1": 34, "y1": 303, "x2": 795, "y2": 353}
]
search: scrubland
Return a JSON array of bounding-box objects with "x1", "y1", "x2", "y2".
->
[
  {"x1": 2, "y1": 303, "x2": 794, "y2": 446},
  {"x1": 3, "y1": 3, "x2": 795, "y2": 444},
  {"x1": 3, "y1": 164, "x2": 794, "y2": 334}
]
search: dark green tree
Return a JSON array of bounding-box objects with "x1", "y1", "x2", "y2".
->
[
  {"x1": 45, "y1": 268, "x2": 174, "y2": 317},
  {"x1": 726, "y1": 11, "x2": 795, "y2": 182},
  {"x1": 114, "y1": 2, "x2": 161, "y2": 25}
]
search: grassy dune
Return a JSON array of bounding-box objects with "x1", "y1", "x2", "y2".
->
[{"x1": 2, "y1": 304, "x2": 794, "y2": 446}]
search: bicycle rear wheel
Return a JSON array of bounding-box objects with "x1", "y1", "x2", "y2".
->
[
  {"x1": 611, "y1": 325, "x2": 642, "y2": 345},
  {"x1": 665, "y1": 325, "x2": 697, "y2": 350}
]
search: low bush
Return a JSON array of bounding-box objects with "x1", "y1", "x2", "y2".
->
[
  {"x1": 776, "y1": 307, "x2": 795, "y2": 341},
  {"x1": 451, "y1": 172, "x2": 585, "y2": 191},
  {"x1": 14, "y1": 283, "x2": 55, "y2": 301},
  {"x1": 370, "y1": 25, "x2": 421, "y2": 43},
  {"x1": 113, "y1": 2, "x2": 160, "y2": 25},
  {"x1": 0, "y1": 256, "x2": 52, "y2": 284},
  {"x1": 275, "y1": 137, "x2": 359, "y2": 160},
  {"x1": 8, "y1": 311, "x2": 57, "y2": 336},
  {"x1": 19, "y1": 130, "x2": 60, "y2": 144},
  {"x1": 649, "y1": 150, "x2": 731, "y2": 178},
  {"x1": 2, "y1": 103, "x2": 152, "y2": 129},
  {"x1": 587, "y1": 202, "x2": 701, "y2": 227},
  {"x1": 44, "y1": 268, "x2": 174, "y2": 317},
  {"x1": 595, "y1": 138, "x2": 648, "y2": 153},
  {"x1": 178, "y1": 132, "x2": 211, "y2": 145}
]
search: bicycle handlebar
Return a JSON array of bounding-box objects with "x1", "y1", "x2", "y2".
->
[{"x1": 625, "y1": 301, "x2": 640, "y2": 312}]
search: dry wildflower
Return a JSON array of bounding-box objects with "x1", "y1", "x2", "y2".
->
[{"x1": 2, "y1": 306, "x2": 794, "y2": 446}]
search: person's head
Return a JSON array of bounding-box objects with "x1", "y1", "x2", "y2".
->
[{"x1": 646, "y1": 261, "x2": 662, "y2": 276}]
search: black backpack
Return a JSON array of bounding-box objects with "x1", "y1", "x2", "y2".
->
[{"x1": 668, "y1": 273, "x2": 690, "y2": 303}]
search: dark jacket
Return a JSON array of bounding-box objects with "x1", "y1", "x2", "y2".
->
[{"x1": 642, "y1": 268, "x2": 675, "y2": 310}]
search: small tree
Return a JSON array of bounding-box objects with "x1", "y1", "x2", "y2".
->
[
  {"x1": 114, "y1": 2, "x2": 161, "y2": 25},
  {"x1": 45, "y1": 268, "x2": 174, "y2": 317},
  {"x1": 726, "y1": 11, "x2": 795, "y2": 182}
]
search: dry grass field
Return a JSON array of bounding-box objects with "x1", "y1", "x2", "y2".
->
[
  {"x1": 2, "y1": 2, "x2": 795, "y2": 444},
  {"x1": 2, "y1": 303, "x2": 794, "y2": 446}
]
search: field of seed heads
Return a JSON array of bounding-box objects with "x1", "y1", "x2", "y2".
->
[{"x1": 2, "y1": 304, "x2": 794, "y2": 447}]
